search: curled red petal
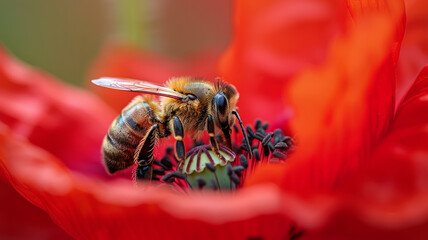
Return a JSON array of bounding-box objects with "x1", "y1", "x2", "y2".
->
[
  {"x1": 0, "y1": 46, "x2": 116, "y2": 177},
  {"x1": 248, "y1": 8, "x2": 402, "y2": 192},
  {"x1": 397, "y1": 0, "x2": 428, "y2": 102},
  {"x1": 305, "y1": 66, "x2": 428, "y2": 239},
  {"x1": 218, "y1": 0, "x2": 347, "y2": 124}
]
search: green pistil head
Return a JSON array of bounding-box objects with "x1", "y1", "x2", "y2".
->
[{"x1": 183, "y1": 145, "x2": 237, "y2": 191}]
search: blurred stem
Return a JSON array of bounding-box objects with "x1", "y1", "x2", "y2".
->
[{"x1": 115, "y1": 0, "x2": 148, "y2": 48}]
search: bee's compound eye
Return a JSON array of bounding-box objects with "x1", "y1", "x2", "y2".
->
[{"x1": 214, "y1": 92, "x2": 228, "y2": 115}]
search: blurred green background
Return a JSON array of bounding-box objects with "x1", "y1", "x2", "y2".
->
[{"x1": 0, "y1": 0, "x2": 231, "y2": 86}]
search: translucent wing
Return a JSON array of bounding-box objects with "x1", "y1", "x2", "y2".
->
[{"x1": 91, "y1": 77, "x2": 186, "y2": 100}]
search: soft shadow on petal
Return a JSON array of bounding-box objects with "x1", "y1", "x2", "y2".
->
[
  {"x1": 87, "y1": 43, "x2": 220, "y2": 113},
  {"x1": 0, "y1": 46, "x2": 116, "y2": 178},
  {"x1": 218, "y1": 0, "x2": 347, "y2": 124}
]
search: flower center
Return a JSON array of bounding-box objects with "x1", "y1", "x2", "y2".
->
[{"x1": 135, "y1": 119, "x2": 294, "y2": 192}]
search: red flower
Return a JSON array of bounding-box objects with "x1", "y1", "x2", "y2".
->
[{"x1": 1, "y1": 1, "x2": 428, "y2": 240}]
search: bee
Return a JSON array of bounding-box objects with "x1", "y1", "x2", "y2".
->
[{"x1": 92, "y1": 77, "x2": 252, "y2": 180}]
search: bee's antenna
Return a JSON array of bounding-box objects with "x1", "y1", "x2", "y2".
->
[{"x1": 232, "y1": 110, "x2": 253, "y2": 159}]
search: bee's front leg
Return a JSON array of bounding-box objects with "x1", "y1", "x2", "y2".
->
[
  {"x1": 207, "y1": 114, "x2": 224, "y2": 160},
  {"x1": 172, "y1": 117, "x2": 186, "y2": 168}
]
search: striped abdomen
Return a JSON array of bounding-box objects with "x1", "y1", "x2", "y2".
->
[{"x1": 102, "y1": 97, "x2": 158, "y2": 174}]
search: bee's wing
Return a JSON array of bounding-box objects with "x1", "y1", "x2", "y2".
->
[{"x1": 91, "y1": 77, "x2": 186, "y2": 100}]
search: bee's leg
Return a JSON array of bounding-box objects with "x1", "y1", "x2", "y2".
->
[
  {"x1": 207, "y1": 114, "x2": 224, "y2": 160},
  {"x1": 134, "y1": 124, "x2": 159, "y2": 181},
  {"x1": 172, "y1": 117, "x2": 186, "y2": 168}
]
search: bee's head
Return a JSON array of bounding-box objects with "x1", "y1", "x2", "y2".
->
[{"x1": 212, "y1": 80, "x2": 239, "y2": 147}]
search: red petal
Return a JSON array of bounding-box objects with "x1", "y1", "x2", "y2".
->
[
  {"x1": 397, "y1": 0, "x2": 428, "y2": 102},
  {"x1": 87, "y1": 43, "x2": 220, "y2": 113},
  {"x1": 218, "y1": 0, "x2": 347, "y2": 124},
  {"x1": 248, "y1": 3, "x2": 405, "y2": 192},
  {"x1": 0, "y1": 179, "x2": 72, "y2": 240},
  {"x1": 304, "y1": 66, "x2": 428, "y2": 239},
  {"x1": 0, "y1": 46, "x2": 116, "y2": 177},
  {"x1": 0, "y1": 125, "x2": 302, "y2": 239}
]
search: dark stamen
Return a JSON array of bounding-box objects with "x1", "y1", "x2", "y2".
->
[
  {"x1": 239, "y1": 155, "x2": 248, "y2": 168},
  {"x1": 161, "y1": 171, "x2": 186, "y2": 182},
  {"x1": 254, "y1": 119, "x2": 262, "y2": 130},
  {"x1": 153, "y1": 160, "x2": 169, "y2": 171},
  {"x1": 274, "y1": 129, "x2": 283, "y2": 144},
  {"x1": 160, "y1": 155, "x2": 173, "y2": 170},
  {"x1": 281, "y1": 136, "x2": 293, "y2": 145},
  {"x1": 233, "y1": 165, "x2": 245, "y2": 173},
  {"x1": 196, "y1": 178, "x2": 206, "y2": 189},
  {"x1": 264, "y1": 146, "x2": 270, "y2": 157},
  {"x1": 230, "y1": 174, "x2": 240, "y2": 185},
  {"x1": 166, "y1": 146, "x2": 174, "y2": 155},
  {"x1": 261, "y1": 132, "x2": 273, "y2": 147},
  {"x1": 226, "y1": 164, "x2": 233, "y2": 176},
  {"x1": 262, "y1": 122, "x2": 269, "y2": 131},
  {"x1": 272, "y1": 151, "x2": 286, "y2": 159},
  {"x1": 256, "y1": 128, "x2": 266, "y2": 136},
  {"x1": 253, "y1": 149, "x2": 261, "y2": 161},
  {"x1": 240, "y1": 143, "x2": 250, "y2": 153},
  {"x1": 233, "y1": 123, "x2": 239, "y2": 133},
  {"x1": 254, "y1": 132, "x2": 265, "y2": 141},
  {"x1": 246, "y1": 125, "x2": 256, "y2": 139},
  {"x1": 268, "y1": 142, "x2": 275, "y2": 152},
  {"x1": 275, "y1": 142, "x2": 288, "y2": 149},
  {"x1": 210, "y1": 179, "x2": 218, "y2": 190},
  {"x1": 153, "y1": 168, "x2": 165, "y2": 175},
  {"x1": 206, "y1": 163, "x2": 216, "y2": 172}
]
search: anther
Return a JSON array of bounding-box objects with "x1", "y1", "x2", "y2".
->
[
  {"x1": 161, "y1": 171, "x2": 186, "y2": 182},
  {"x1": 205, "y1": 163, "x2": 216, "y2": 172},
  {"x1": 233, "y1": 123, "x2": 239, "y2": 133},
  {"x1": 153, "y1": 160, "x2": 168, "y2": 170},
  {"x1": 261, "y1": 133, "x2": 273, "y2": 147},
  {"x1": 166, "y1": 146, "x2": 174, "y2": 155},
  {"x1": 233, "y1": 165, "x2": 245, "y2": 173},
  {"x1": 254, "y1": 119, "x2": 262, "y2": 130},
  {"x1": 275, "y1": 142, "x2": 288, "y2": 149},
  {"x1": 230, "y1": 174, "x2": 240, "y2": 185},
  {"x1": 161, "y1": 155, "x2": 173, "y2": 170},
  {"x1": 246, "y1": 125, "x2": 255, "y2": 139},
  {"x1": 210, "y1": 179, "x2": 218, "y2": 190},
  {"x1": 281, "y1": 136, "x2": 293, "y2": 145},
  {"x1": 268, "y1": 142, "x2": 275, "y2": 152},
  {"x1": 252, "y1": 149, "x2": 261, "y2": 161},
  {"x1": 262, "y1": 122, "x2": 269, "y2": 131},
  {"x1": 240, "y1": 143, "x2": 250, "y2": 153},
  {"x1": 226, "y1": 164, "x2": 233, "y2": 176},
  {"x1": 272, "y1": 151, "x2": 286, "y2": 159},
  {"x1": 264, "y1": 146, "x2": 270, "y2": 157},
  {"x1": 196, "y1": 178, "x2": 206, "y2": 189},
  {"x1": 274, "y1": 129, "x2": 283, "y2": 144},
  {"x1": 254, "y1": 132, "x2": 265, "y2": 141},
  {"x1": 153, "y1": 168, "x2": 165, "y2": 175},
  {"x1": 239, "y1": 155, "x2": 248, "y2": 168}
]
